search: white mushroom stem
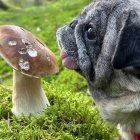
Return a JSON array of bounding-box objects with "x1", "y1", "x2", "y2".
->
[{"x1": 12, "y1": 70, "x2": 50, "y2": 116}]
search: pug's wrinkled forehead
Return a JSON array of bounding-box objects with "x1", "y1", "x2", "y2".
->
[{"x1": 78, "y1": 0, "x2": 128, "y2": 27}]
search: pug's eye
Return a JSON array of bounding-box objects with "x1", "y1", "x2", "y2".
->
[{"x1": 86, "y1": 26, "x2": 96, "y2": 40}]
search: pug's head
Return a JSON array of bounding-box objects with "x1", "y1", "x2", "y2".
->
[{"x1": 56, "y1": 0, "x2": 140, "y2": 89}]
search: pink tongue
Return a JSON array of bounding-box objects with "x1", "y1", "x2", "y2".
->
[{"x1": 60, "y1": 49, "x2": 78, "y2": 70}]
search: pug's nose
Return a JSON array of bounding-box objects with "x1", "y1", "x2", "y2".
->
[{"x1": 69, "y1": 20, "x2": 78, "y2": 29}]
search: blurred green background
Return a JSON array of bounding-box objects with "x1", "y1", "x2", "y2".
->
[{"x1": 0, "y1": 0, "x2": 118, "y2": 139}]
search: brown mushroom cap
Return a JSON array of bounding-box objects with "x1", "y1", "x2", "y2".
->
[{"x1": 0, "y1": 25, "x2": 59, "y2": 78}]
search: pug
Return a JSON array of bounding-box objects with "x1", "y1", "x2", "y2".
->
[{"x1": 56, "y1": 0, "x2": 140, "y2": 139}]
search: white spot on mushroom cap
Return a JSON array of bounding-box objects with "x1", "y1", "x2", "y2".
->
[
  {"x1": 8, "y1": 40, "x2": 17, "y2": 46},
  {"x1": 38, "y1": 44, "x2": 44, "y2": 49},
  {"x1": 36, "y1": 38, "x2": 45, "y2": 49},
  {"x1": 46, "y1": 55, "x2": 51, "y2": 62},
  {"x1": 22, "y1": 39, "x2": 31, "y2": 46},
  {"x1": 18, "y1": 48, "x2": 27, "y2": 54},
  {"x1": 21, "y1": 39, "x2": 38, "y2": 57},
  {"x1": 19, "y1": 59, "x2": 30, "y2": 71},
  {"x1": 27, "y1": 46, "x2": 38, "y2": 57}
]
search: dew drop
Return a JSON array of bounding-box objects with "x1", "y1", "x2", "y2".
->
[
  {"x1": 19, "y1": 59, "x2": 30, "y2": 71},
  {"x1": 18, "y1": 48, "x2": 27, "y2": 54},
  {"x1": 8, "y1": 40, "x2": 17, "y2": 46},
  {"x1": 27, "y1": 47, "x2": 38, "y2": 57}
]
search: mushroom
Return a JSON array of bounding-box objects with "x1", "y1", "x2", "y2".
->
[{"x1": 0, "y1": 25, "x2": 59, "y2": 116}]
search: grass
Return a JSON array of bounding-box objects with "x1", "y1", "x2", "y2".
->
[{"x1": 0, "y1": 0, "x2": 118, "y2": 139}]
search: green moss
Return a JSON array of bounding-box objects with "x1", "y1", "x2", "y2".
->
[{"x1": 0, "y1": 83, "x2": 118, "y2": 140}]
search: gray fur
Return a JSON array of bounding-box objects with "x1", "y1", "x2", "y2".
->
[{"x1": 56, "y1": 0, "x2": 140, "y2": 139}]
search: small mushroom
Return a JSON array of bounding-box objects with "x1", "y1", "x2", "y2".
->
[{"x1": 0, "y1": 25, "x2": 59, "y2": 116}]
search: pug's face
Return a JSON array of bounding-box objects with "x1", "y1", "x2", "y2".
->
[{"x1": 57, "y1": 0, "x2": 140, "y2": 90}]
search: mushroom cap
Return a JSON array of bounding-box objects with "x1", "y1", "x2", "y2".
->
[{"x1": 0, "y1": 25, "x2": 59, "y2": 78}]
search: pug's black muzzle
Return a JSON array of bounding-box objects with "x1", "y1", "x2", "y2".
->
[{"x1": 56, "y1": 21, "x2": 95, "y2": 82}]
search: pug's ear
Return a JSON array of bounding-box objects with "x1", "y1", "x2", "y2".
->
[{"x1": 112, "y1": 12, "x2": 140, "y2": 69}]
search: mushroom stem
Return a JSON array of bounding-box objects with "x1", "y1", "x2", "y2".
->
[{"x1": 12, "y1": 70, "x2": 50, "y2": 116}]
